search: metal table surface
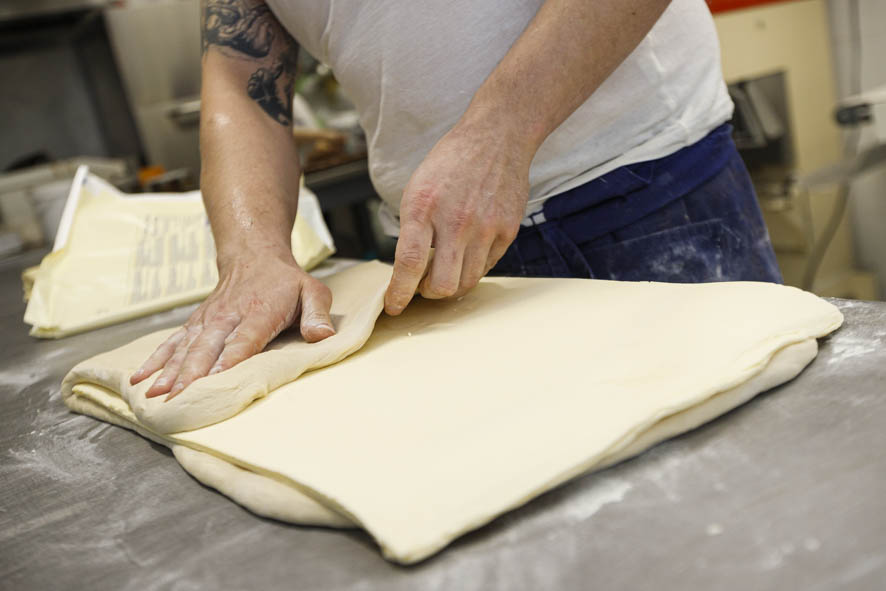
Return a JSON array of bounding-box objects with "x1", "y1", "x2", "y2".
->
[{"x1": 1, "y1": 251, "x2": 884, "y2": 590}]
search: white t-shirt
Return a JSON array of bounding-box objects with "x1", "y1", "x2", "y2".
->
[{"x1": 268, "y1": 0, "x2": 733, "y2": 225}]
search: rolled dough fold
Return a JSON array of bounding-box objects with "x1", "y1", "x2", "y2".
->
[
  {"x1": 61, "y1": 261, "x2": 843, "y2": 563},
  {"x1": 62, "y1": 261, "x2": 393, "y2": 433}
]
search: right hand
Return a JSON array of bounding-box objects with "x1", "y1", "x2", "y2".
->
[{"x1": 130, "y1": 251, "x2": 335, "y2": 401}]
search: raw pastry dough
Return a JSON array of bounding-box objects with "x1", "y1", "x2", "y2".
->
[
  {"x1": 63, "y1": 262, "x2": 392, "y2": 433},
  {"x1": 62, "y1": 261, "x2": 843, "y2": 563}
]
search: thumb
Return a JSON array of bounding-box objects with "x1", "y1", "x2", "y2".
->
[{"x1": 299, "y1": 278, "x2": 335, "y2": 343}]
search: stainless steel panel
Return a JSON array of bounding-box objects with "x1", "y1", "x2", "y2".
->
[
  {"x1": 103, "y1": 0, "x2": 202, "y2": 107},
  {"x1": 134, "y1": 98, "x2": 201, "y2": 177},
  {"x1": 104, "y1": 0, "x2": 202, "y2": 175}
]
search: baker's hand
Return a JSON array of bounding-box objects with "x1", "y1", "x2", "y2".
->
[
  {"x1": 130, "y1": 251, "x2": 334, "y2": 401},
  {"x1": 384, "y1": 121, "x2": 530, "y2": 315}
]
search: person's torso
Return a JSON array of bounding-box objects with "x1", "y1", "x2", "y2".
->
[{"x1": 267, "y1": 0, "x2": 733, "y2": 220}]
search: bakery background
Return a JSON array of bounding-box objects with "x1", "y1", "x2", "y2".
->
[
  {"x1": 2, "y1": 1, "x2": 886, "y2": 588},
  {"x1": 1, "y1": 0, "x2": 885, "y2": 300}
]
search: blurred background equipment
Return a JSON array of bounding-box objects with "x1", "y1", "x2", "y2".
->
[
  {"x1": 0, "y1": 0, "x2": 391, "y2": 266},
  {"x1": 714, "y1": 0, "x2": 883, "y2": 300},
  {"x1": 102, "y1": 0, "x2": 202, "y2": 185},
  {"x1": 0, "y1": 157, "x2": 135, "y2": 256},
  {"x1": 0, "y1": 0, "x2": 884, "y2": 297}
]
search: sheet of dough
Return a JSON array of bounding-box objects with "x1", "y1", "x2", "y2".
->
[
  {"x1": 62, "y1": 262, "x2": 393, "y2": 433},
  {"x1": 62, "y1": 261, "x2": 843, "y2": 563}
]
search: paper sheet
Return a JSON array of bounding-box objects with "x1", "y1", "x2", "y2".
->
[{"x1": 23, "y1": 167, "x2": 335, "y2": 338}]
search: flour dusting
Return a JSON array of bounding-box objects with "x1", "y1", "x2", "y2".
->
[
  {"x1": 0, "y1": 366, "x2": 48, "y2": 389},
  {"x1": 826, "y1": 335, "x2": 879, "y2": 365},
  {"x1": 562, "y1": 478, "x2": 632, "y2": 522}
]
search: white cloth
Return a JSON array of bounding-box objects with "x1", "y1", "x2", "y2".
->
[{"x1": 268, "y1": 0, "x2": 733, "y2": 226}]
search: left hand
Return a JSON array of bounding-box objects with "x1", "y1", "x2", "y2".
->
[{"x1": 384, "y1": 120, "x2": 531, "y2": 315}]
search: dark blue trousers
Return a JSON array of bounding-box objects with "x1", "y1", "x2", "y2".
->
[{"x1": 491, "y1": 125, "x2": 782, "y2": 284}]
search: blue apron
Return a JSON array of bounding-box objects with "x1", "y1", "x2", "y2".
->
[{"x1": 491, "y1": 124, "x2": 782, "y2": 284}]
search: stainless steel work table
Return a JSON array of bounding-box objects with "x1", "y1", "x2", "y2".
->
[{"x1": 1, "y1": 251, "x2": 884, "y2": 590}]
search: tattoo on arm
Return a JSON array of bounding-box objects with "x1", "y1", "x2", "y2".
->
[
  {"x1": 202, "y1": 0, "x2": 299, "y2": 126},
  {"x1": 246, "y1": 55, "x2": 296, "y2": 125}
]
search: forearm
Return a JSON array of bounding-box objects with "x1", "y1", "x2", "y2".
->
[
  {"x1": 199, "y1": 0, "x2": 301, "y2": 272},
  {"x1": 458, "y1": 0, "x2": 672, "y2": 158},
  {"x1": 201, "y1": 72, "x2": 300, "y2": 269}
]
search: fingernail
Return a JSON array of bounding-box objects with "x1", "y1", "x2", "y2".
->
[
  {"x1": 209, "y1": 364, "x2": 222, "y2": 375},
  {"x1": 153, "y1": 377, "x2": 169, "y2": 388},
  {"x1": 132, "y1": 368, "x2": 144, "y2": 379},
  {"x1": 314, "y1": 323, "x2": 334, "y2": 333},
  {"x1": 170, "y1": 382, "x2": 184, "y2": 395}
]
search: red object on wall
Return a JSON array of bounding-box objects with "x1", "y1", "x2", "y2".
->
[{"x1": 707, "y1": 0, "x2": 795, "y2": 14}]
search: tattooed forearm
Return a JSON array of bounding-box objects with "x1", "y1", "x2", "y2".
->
[
  {"x1": 203, "y1": 0, "x2": 274, "y2": 57},
  {"x1": 202, "y1": 0, "x2": 299, "y2": 126}
]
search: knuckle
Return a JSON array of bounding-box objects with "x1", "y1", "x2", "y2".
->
[
  {"x1": 463, "y1": 268, "x2": 483, "y2": 288},
  {"x1": 161, "y1": 336, "x2": 182, "y2": 351},
  {"x1": 187, "y1": 340, "x2": 215, "y2": 358},
  {"x1": 301, "y1": 308, "x2": 327, "y2": 324},
  {"x1": 404, "y1": 189, "x2": 437, "y2": 223},
  {"x1": 449, "y1": 206, "x2": 475, "y2": 235},
  {"x1": 245, "y1": 296, "x2": 267, "y2": 313},
  {"x1": 268, "y1": 316, "x2": 291, "y2": 339},
  {"x1": 170, "y1": 344, "x2": 190, "y2": 363},
  {"x1": 396, "y1": 249, "x2": 427, "y2": 274},
  {"x1": 226, "y1": 327, "x2": 250, "y2": 346},
  {"x1": 306, "y1": 279, "x2": 332, "y2": 300},
  {"x1": 206, "y1": 309, "x2": 238, "y2": 327},
  {"x1": 183, "y1": 319, "x2": 203, "y2": 333},
  {"x1": 499, "y1": 224, "x2": 519, "y2": 244},
  {"x1": 480, "y1": 218, "x2": 500, "y2": 239},
  {"x1": 230, "y1": 332, "x2": 264, "y2": 355},
  {"x1": 462, "y1": 278, "x2": 481, "y2": 294},
  {"x1": 218, "y1": 348, "x2": 246, "y2": 367},
  {"x1": 222, "y1": 345, "x2": 252, "y2": 365},
  {"x1": 430, "y1": 278, "x2": 459, "y2": 298}
]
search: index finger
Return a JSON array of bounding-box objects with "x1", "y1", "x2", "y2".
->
[
  {"x1": 385, "y1": 220, "x2": 432, "y2": 315},
  {"x1": 130, "y1": 327, "x2": 188, "y2": 385}
]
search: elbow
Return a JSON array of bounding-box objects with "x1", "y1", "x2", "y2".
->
[{"x1": 202, "y1": 110, "x2": 236, "y2": 132}]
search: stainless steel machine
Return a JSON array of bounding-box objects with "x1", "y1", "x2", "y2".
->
[{"x1": 103, "y1": 0, "x2": 203, "y2": 183}]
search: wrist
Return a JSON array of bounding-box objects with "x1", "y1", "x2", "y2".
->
[
  {"x1": 216, "y1": 239, "x2": 296, "y2": 277},
  {"x1": 449, "y1": 107, "x2": 537, "y2": 171},
  {"x1": 456, "y1": 87, "x2": 549, "y2": 164}
]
